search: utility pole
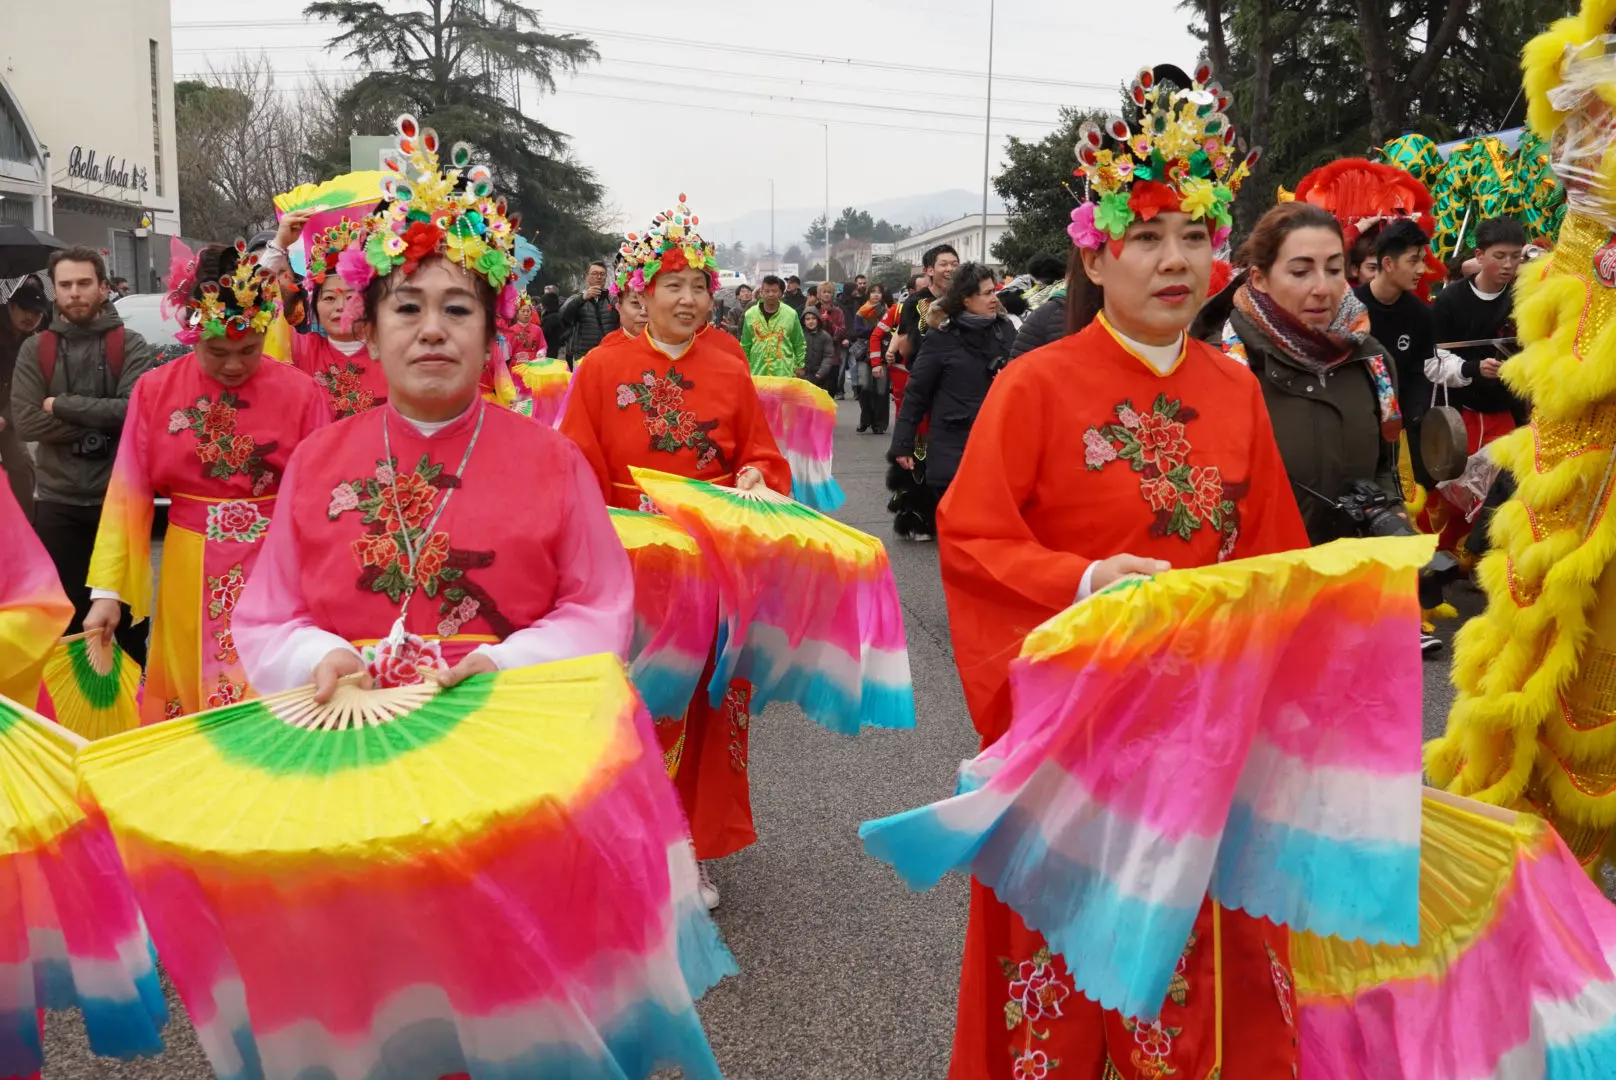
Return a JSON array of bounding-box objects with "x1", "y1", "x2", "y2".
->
[
  {"x1": 822, "y1": 123, "x2": 831, "y2": 281},
  {"x1": 770, "y1": 178, "x2": 776, "y2": 260},
  {"x1": 981, "y1": 0, "x2": 996, "y2": 263}
]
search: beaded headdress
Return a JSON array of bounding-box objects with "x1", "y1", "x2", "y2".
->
[
  {"x1": 164, "y1": 239, "x2": 281, "y2": 346},
  {"x1": 306, "y1": 218, "x2": 367, "y2": 286},
  {"x1": 1069, "y1": 64, "x2": 1259, "y2": 252},
  {"x1": 610, "y1": 195, "x2": 720, "y2": 295},
  {"x1": 336, "y1": 114, "x2": 521, "y2": 318}
]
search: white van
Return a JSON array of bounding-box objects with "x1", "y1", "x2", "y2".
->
[{"x1": 717, "y1": 269, "x2": 750, "y2": 290}]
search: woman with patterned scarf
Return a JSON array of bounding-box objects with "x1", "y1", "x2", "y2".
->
[{"x1": 1193, "y1": 201, "x2": 1405, "y2": 546}]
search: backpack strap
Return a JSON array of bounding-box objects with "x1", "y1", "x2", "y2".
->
[
  {"x1": 105, "y1": 326, "x2": 125, "y2": 382},
  {"x1": 37, "y1": 330, "x2": 59, "y2": 389}
]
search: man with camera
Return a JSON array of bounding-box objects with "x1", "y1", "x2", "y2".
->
[{"x1": 11, "y1": 247, "x2": 154, "y2": 661}]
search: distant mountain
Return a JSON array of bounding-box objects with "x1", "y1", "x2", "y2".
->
[{"x1": 703, "y1": 188, "x2": 1007, "y2": 252}]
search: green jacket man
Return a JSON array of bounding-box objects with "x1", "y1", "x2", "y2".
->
[{"x1": 740, "y1": 296, "x2": 806, "y2": 377}]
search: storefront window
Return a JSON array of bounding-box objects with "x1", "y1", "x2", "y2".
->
[{"x1": 0, "y1": 96, "x2": 31, "y2": 167}]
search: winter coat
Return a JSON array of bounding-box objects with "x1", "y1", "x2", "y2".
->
[
  {"x1": 1010, "y1": 293, "x2": 1068, "y2": 359},
  {"x1": 804, "y1": 327, "x2": 836, "y2": 383},
  {"x1": 11, "y1": 305, "x2": 156, "y2": 506},
  {"x1": 887, "y1": 313, "x2": 1017, "y2": 492},
  {"x1": 741, "y1": 303, "x2": 807, "y2": 377},
  {"x1": 559, "y1": 292, "x2": 620, "y2": 359},
  {"x1": 0, "y1": 307, "x2": 33, "y2": 424},
  {"x1": 1206, "y1": 302, "x2": 1402, "y2": 546}
]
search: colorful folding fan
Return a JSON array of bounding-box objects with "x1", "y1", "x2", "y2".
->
[
  {"x1": 39, "y1": 634, "x2": 141, "y2": 742},
  {"x1": 860, "y1": 536, "x2": 1433, "y2": 1022},
  {"x1": 512, "y1": 356, "x2": 573, "y2": 427},
  {"x1": 752, "y1": 376, "x2": 845, "y2": 511},
  {"x1": 630, "y1": 467, "x2": 913, "y2": 736},
  {"x1": 0, "y1": 485, "x2": 71, "y2": 707},
  {"x1": 609, "y1": 507, "x2": 718, "y2": 721},
  {"x1": 272, "y1": 171, "x2": 388, "y2": 278},
  {"x1": 1295, "y1": 789, "x2": 1616, "y2": 1079},
  {"x1": 74, "y1": 655, "x2": 734, "y2": 1080},
  {"x1": 0, "y1": 694, "x2": 167, "y2": 1078}
]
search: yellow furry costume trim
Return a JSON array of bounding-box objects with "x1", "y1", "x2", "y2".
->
[{"x1": 1426, "y1": 7, "x2": 1616, "y2": 870}]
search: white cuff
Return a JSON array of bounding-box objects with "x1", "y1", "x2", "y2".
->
[
  {"x1": 90, "y1": 588, "x2": 122, "y2": 603},
  {"x1": 1076, "y1": 562, "x2": 1098, "y2": 603}
]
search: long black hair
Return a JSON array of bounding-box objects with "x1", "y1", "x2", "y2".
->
[{"x1": 936, "y1": 262, "x2": 998, "y2": 318}]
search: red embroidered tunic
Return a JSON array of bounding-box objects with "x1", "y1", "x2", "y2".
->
[
  {"x1": 938, "y1": 318, "x2": 1310, "y2": 1080},
  {"x1": 87, "y1": 353, "x2": 328, "y2": 722},
  {"x1": 291, "y1": 332, "x2": 389, "y2": 418},
  {"x1": 234, "y1": 401, "x2": 633, "y2": 693},
  {"x1": 560, "y1": 332, "x2": 791, "y2": 509}
]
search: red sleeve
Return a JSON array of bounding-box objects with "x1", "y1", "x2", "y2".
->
[
  {"x1": 558, "y1": 354, "x2": 614, "y2": 503},
  {"x1": 1233, "y1": 369, "x2": 1310, "y2": 557}
]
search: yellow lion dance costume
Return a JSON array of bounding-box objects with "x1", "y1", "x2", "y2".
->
[{"x1": 1426, "y1": 3, "x2": 1616, "y2": 876}]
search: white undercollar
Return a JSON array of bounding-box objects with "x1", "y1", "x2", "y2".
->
[{"x1": 1114, "y1": 326, "x2": 1185, "y2": 374}]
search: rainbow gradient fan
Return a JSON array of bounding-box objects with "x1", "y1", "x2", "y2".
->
[
  {"x1": 1296, "y1": 790, "x2": 1616, "y2": 1079},
  {"x1": 74, "y1": 655, "x2": 735, "y2": 1080},
  {"x1": 512, "y1": 356, "x2": 573, "y2": 427},
  {"x1": 752, "y1": 376, "x2": 845, "y2": 511},
  {"x1": 0, "y1": 694, "x2": 166, "y2": 1078},
  {"x1": 630, "y1": 466, "x2": 912, "y2": 735},
  {"x1": 609, "y1": 507, "x2": 718, "y2": 722},
  {"x1": 861, "y1": 536, "x2": 1432, "y2": 1021},
  {"x1": 39, "y1": 634, "x2": 140, "y2": 742}
]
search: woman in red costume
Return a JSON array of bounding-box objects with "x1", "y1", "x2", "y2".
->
[
  {"x1": 560, "y1": 196, "x2": 789, "y2": 910},
  {"x1": 938, "y1": 64, "x2": 1310, "y2": 1080}
]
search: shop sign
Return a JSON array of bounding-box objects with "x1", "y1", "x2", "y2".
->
[{"x1": 65, "y1": 146, "x2": 149, "y2": 192}]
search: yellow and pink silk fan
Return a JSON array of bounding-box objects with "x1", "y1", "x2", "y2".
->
[
  {"x1": 751, "y1": 376, "x2": 844, "y2": 511},
  {"x1": 0, "y1": 694, "x2": 166, "y2": 1079},
  {"x1": 630, "y1": 467, "x2": 912, "y2": 736},
  {"x1": 609, "y1": 507, "x2": 717, "y2": 723},
  {"x1": 74, "y1": 654, "x2": 735, "y2": 1080}
]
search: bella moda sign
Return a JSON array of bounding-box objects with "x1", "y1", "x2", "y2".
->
[{"x1": 65, "y1": 146, "x2": 149, "y2": 192}]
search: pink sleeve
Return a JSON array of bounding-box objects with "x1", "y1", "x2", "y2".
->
[
  {"x1": 474, "y1": 442, "x2": 635, "y2": 670},
  {"x1": 301, "y1": 380, "x2": 331, "y2": 438},
  {"x1": 0, "y1": 484, "x2": 72, "y2": 703},
  {"x1": 85, "y1": 376, "x2": 156, "y2": 617},
  {"x1": 235, "y1": 451, "x2": 361, "y2": 693}
]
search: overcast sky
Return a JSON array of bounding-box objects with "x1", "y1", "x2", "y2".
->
[{"x1": 169, "y1": 0, "x2": 1202, "y2": 231}]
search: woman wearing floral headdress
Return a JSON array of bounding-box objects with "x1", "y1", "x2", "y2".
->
[
  {"x1": 81, "y1": 242, "x2": 328, "y2": 724},
  {"x1": 233, "y1": 116, "x2": 632, "y2": 706},
  {"x1": 283, "y1": 215, "x2": 392, "y2": 419},
  {"x1": 936, "y1": 66, "x2": 1310, "y2": 1078},
  {"x1": 560, "y1": 198, "x2": 790, "y2": 910}
]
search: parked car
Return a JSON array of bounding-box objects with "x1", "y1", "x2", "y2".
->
[{"x1": 114, "y1": 293, "x2": 189, "y2": 365}]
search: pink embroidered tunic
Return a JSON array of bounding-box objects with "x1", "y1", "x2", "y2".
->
[
  {"x1": 87, "y1": 353, "x2": 328, "y2": 723},
  {"x1": 233, "y1": 400, "x2": 634, "y2": 693},
  {"x1": 291, "y1": 332, "x2": 389, "y2": 418}
]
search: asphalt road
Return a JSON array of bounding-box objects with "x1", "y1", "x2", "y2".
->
[{"x1": 43, "y1": 397, "x2": 1476, "y2": 1080}]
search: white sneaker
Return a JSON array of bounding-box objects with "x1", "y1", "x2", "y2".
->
[{"x1": 697, "y1": 861, "x2": 721, "y2": 911}]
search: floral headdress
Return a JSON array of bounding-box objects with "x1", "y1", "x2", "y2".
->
[
  {"x1": 336, "y1": 114, "x2": 521, "y2": 322},
  {"x1": 1068, "y1": 64, "x2": 1259, "y2": 253},
  {"x1": 307, "y1": 217, "x2": 367, "y2": 286},
  {"x1": 165, "y1": 239, "x2": 281, "y2": 346},
  {"x1": 610, "y1": 195, "x2": 719, "y2": 296}
]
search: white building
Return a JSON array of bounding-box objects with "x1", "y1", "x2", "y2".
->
[
  {"x1": 891, "y1": 213, "x2": 1011, "y2": 272},
  {"x1": 0, "y1": 0, "x2": 182, "y2": 287}
]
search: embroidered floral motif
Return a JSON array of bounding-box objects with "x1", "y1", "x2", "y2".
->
[
  {"x1": 164, "y1": 698, "x2": 183, "y2": 720},
  {"x1": 637, "y1": 494, "x2": 662, "y2": 515},
  {"x1": 205, "y1": 673, "x2": 246, "y2": 709},
  {"x1": 1122, "y1": 1016, "x2": 1182, "y2": 1078},
  {"x1": 1000, "y1": 946, "x2": 1069, "y2": 1077},
  {"x1": 205, "y1": 499, "x2": 271, "y2": 543},
  {"x1": 723, "y1": 683, "x2": 751, "y2": 773},
  {"x1": 206, "y1": 563, "x2": 247, "y2": 665},
  {"x1": 172, "y1": 392, "x2": 279, "y2": 488},
  {"x1": 1166, "y1": 929, "x2": 1198, "y2": 1007},
  {"x1": 329, "y1": 454, "x2": 515, "y2": 636},
  {"x1": 313, "y1": 361, "x2": 377, "y2": 417},
  {"x1": 1084, "y1": 392, "x2": 1247, "y2": 551},
  {"x1": 616, "y1": 368, "x2": 729, "y2": 472}
]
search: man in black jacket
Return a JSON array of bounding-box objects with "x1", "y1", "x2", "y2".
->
[
  {"x1": 1356, "y1": 219, "x2": 1436, "y2": 486},
  {"x1": 0, "y1": 280, "x2": 48, "y2": 516},
  {"x1": 559, "y1": 261, "x2": 620, "y2": 364},
  {"x1": 782, "y1": 276, "x2": 807, "y2": 313},
  {"x1": 1430, "y1": 217, "x2": 1525, "y2": 424}
]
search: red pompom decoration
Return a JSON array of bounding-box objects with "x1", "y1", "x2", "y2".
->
[{"x1": 1127, "y1": 180, "x2": 1183, "y2": 222}]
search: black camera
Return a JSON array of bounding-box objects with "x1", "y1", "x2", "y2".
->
[
  {"x1": 1332, "y1": 480, "x2": 1461, "y2": 609},
  {"x1": 71, "y1": 430, "x2": 113, "y2": 459}
]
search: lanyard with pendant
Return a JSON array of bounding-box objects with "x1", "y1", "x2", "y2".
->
[{"x1": 377, "y1": 400, "x2": 487, "y2": 652}]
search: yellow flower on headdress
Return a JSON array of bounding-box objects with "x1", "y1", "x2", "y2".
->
[
  {"x1": 250, "y1": 308, "x2": 274, "y2": 333},
  {"x1": 383, "y1": 232, "x2": 407, "y2": 257},
  {"x1": 1178, "y1": 178, "x2": 1219, "y2": 221},
  {"x1": 445, "y1": 230, "x2": 489, "y2": 268}
]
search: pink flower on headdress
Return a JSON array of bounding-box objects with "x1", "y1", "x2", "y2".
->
[
  {"x1": 337, "y1": 243, "x2": 376, "y2": 296},
  {"x1": 1068, "y1": 202, "x2": 1106, "y2": 250},
  {"x1": 1212, "y1": 224, "x2": 1232, "y2": 248},
  {"x1": 497, "y1": 283, "x2": 518, "y2": 322},
  {"x1": 628, "y1": 268, "x2": 646, "y2": 292}
]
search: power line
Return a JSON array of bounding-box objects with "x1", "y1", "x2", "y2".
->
[{"x1": 168, "y1": 18, "x2": 1119, "y2": 92}]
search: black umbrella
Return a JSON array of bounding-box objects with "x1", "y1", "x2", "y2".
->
[{"x1": 0, "y1": 225, "x2": 67, "y2": 279}]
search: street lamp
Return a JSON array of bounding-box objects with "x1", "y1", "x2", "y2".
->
[
  {"x1": 821, "y1": 123, "x2": 831, "y2": 282},
  {"x1": 981, "y1": 0, "x2": 996, "y2": 263}
]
